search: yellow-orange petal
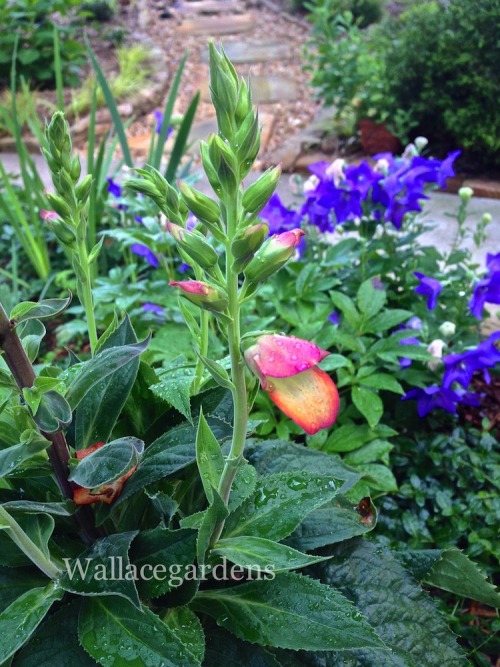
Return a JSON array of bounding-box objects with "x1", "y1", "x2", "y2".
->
[{"x1": 266, "y1": 367, "x2": 339, "y2": 435}]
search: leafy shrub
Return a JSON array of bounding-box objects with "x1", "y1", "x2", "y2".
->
[
  {"x1": 0, "y1": 0, "x2": 85, "y2": 88},
  {"x1": 81, "y1": 0, "x2": 117, "y2": 22},
  {"x1": 307, "y1": 0, "x2": 383, "y2": 27}
]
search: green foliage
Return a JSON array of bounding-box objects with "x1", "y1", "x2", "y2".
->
[
  {"x1": 0, "y1": 0, "x2": 85, "y2": 88},
  {"x1": 307, "y1": 0, "x2": 383, "y2": 28},
  {"x1": 80, "y1": 0, "x2": 117, "y2": 22}
]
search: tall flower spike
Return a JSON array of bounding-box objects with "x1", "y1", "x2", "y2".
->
[{"x1": 243, "y1": 334, "x2": 339, "y2": 435}]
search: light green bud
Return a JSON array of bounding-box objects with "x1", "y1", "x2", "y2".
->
[
  {"x1": 242, "y1": 165, "x2": 282, "y2": 215},
  {"x1": 46, "y1": 193, "x2": 71, "y2": 219},
  {"x1": 459, "y1": 186, "x2": 474, "y2": 202},
  {"x1": 75, "y1": 174, "x2": 93, "y2": 203},
  {"x1": 167, "y1": 222, "x2": 218, "y2": 270},
  {"x1": 179, "y1": 181, "x2": 221, "y2": 225}
]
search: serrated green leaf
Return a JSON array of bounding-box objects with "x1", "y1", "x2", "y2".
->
[
  {"x1": 314, "y1": 539, "x2": 468, "y2": 666},
  {"x1": 223, "y1": 471, "x2": 341, "y2": 542},
  {"x1": 198, "y1": 488, "x2": 228, "y2": 566},
  {"x1": 286, "y1": 495, "x2": 377, "y2": 551},
  {"x1": 69, "y1": 437, "x2": 144, "y2": 488},
  {"x1": 130, "y1": 527, "x2": 197, "y2": 599},
  {"x1": 163, "y1": 607, "x2": 205, "y2": 665},
  {"x1": 0, "y1": 584, "x2": 63, "y2": 662},
  {"x1": 196, "y1": 409, "x2": 224, "y2": 503},
  {"x1": 59, "y1": 531, "x2": 140, "y2": 607},
  {"x1": 78, "y1": 597, "x2": 200, "y2": 666},
  {"x1": 14, "y1": 601, "x2": 97, "y2": 666},
  {"x1": 352, "y1": 386, "x2": 383, "y2": 428},
  {"x1": 229, "y1": 461, "x2": 258, "y2": 512},
  {"x1": 151, "y1": 367, "x2": 193, "y2": 424},
  {"x1": 203, "y1": 628, "x2": 281, "y2": 666},
  {"x1": 65, "y1": 337, "x2": 150, "y2": 410},
  {"x1": 10, "y1": 295, "x2": 72, "y2": 325},
  {"x1": 213, "y1": 536, "x2": 330, "y2": 573},
  {"x1": 192, "y1": 572, "x2": 385, "y2": 651},
  {"x1": 197, "y1": 355, "x2": 234, "y2": 391},
  {"x1": 356, "y1": 279, "x2": 386, "y2": 320},
  {"x1": 1, "y1": 501, "x2": 73, "y2": 516}
]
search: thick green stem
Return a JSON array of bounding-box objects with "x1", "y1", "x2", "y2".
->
[
  {"x1": 0, "y1": 505, "x2": 61, "y2": 579},
  {"x1": 77, "y1": 240, "x2": 98, "y2": 355}
]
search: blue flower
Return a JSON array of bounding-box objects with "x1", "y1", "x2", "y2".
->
[
  {"x1": 469, "y1": 252, "x2": 500, "y2": 319},
  {"x1": 442, "y1": 331, "x2": 500, "y2": 389},
  {"x1": 179, "y1": 262, "x2": 191, "y2": 273},
  {"x1": 153, "y1": 110, "x2": 173, "y2": 137},
  {"x1": 328, "y1": 310, "x2": 340, "y2": 325},
  {"x1": 130, "y1": 243, "x2": 159, "y2": 268},
  {"x1": 260, "y1": 193, "x2": 301, "y2": 235},
  {"x1": 107, "y1": 177, "x2": 122, "y2": 198},
  {"x1": 143, "y1": 302, "x2": 164, "y2": 315},
  {"x1": 402, "y1": 385, "x2": 475, "y2": 417},
  {"x1": 413, "y1": 272, "x2": 442, "y2": 310}
]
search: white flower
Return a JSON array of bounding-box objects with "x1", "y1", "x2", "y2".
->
[
  {"x1": 438, "y1": 321, "x2": 456, "y2": 337},
  {"x1": 303, "y1": 175, "x2": 320, "y2": 194},
  {"x1": 414, "y1": 136, "x2": 429, "y2": 152},
  {"x1": 325, "y1": 158, "x2": 346, "y2": 186},
  {"x1": 427, "y1": 338, "x2": 446, "y2": 370}
]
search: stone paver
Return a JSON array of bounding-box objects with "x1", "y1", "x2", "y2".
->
[
  {"x1": 178, "y1": 13, "x2": 254, "y2": 35},
  {"x1": 201, "y1": 40, "x2": 292, "y2": 64},
  {"x1": 179, "y1": 0, "x2": 245, "y2": 14},
  {"x1": 201, "y1": 76, "x2": 297, "y2": 105}
]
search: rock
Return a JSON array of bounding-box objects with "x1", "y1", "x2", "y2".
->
[
  {"x1": 201, "y1": 39, "x2": 292, "y2": 64},
  {"x1": 178, "y1": 13, "x2": 255, "y2": 35}
]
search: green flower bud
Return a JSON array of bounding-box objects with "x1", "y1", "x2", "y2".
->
[
  {"x1": 49, "y1": 218, "x2": 77, "y2": 247},
  {"x1": 46, "y1": 193, "x2": 72, "y2": 219},
  {"x1": 244, "y1": 229, "x2": 305, "y2": 283},
  {"x1": 70, "y1": 155, "x2": 81, "y2": 183},
  {"x1": 235, "y1": 78, "x2": 252, "y2": 126},
  {"x1": 46, "y1": 112, "x2": 72, "y2": 157},
  {"x1": 75, "y1": 174, "x2": 93, "y2": 203},
  {"x1": 242, "y1": 165, "x2": 282, "y2": 215},
  {"x1": 167, "y1": 222, "x2": 218, "y2": 270},
  {"x1": 170, "y1": 280, "x2": 228, "y2": 314},
  {"x1": 211, "y1": 135, "x2": 239, "y2": 193},
  {"x1": 459, "y1": 186, "x2": 474, "y2": 202},
  {"x1": 482, "y1": 213, "x2": 492, "y2": 225},
  {"x1": 179, "y1": 181, "x2": 221, "y2": 225},
  {"x1": 231, "y1": 222, "x2": 269, "y2": 273}
]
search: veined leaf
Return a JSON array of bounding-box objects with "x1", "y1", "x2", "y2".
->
[
  {"x1": 69, "y1": 437, "x2": 144, "y2": 488},
  {"x1": 196, "y1": 409, "x2": 224, "y2": 503},
  {"x1": 10, "y1": 294, "x2": 72, "y2": 325}
]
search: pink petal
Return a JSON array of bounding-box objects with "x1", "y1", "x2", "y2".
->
[
  {"x1": 266, "y1": 367, "x2": 340, "y2": 434},
  {"x1": 246, "y1": 334, "x2": 329, "y2": 381}
]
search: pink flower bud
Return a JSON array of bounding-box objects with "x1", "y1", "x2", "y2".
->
[{"x1": 169, "y1": 280, "x2": 228, "y2": 313}]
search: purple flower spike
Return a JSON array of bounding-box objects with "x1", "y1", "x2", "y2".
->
[
  {"x1": 130, "y1": 243, "x2": 159, "y2": 268},
  {"x1": 469, "y1": 252, "x2": 500, "y2": 319},
  {"x1": 414, "y1": 272, "x2": 442, "y2": 310},
  {"x1": 107, "y1": 177, "x2": 122, "y2": 198}
]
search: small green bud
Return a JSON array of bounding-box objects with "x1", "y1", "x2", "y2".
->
[
  {"x1": 52, "y1": 170, "x2": 74, "y2": 200},
  {"x1": 166, "y1": 222, "x2": 218, "y2": 270},
  {"x1": 244, "y1": 229, "x2": 305, "y2": 283},
  {"x1": 200, "y1": 139, "x2": 222, "y2": 195},
  {"x1": 212, "y1": 135, "x2": 239, "y2": 193},
  {"x1": 231, "y1": 222, "x2": 269, "y2": 273},
  {"x1": 46, "y1": 112, "x2": 72, "y2": 155},
  {"x1": 459, "y1": 186, "x2": 474, "y2": 203},
  {"x1": 75, "y1": 174, "x2": 93, "y2": 203},
  {"x1": 46, "y1": 192, "x2": 72, "y2": 219},
  {"x1": 179, "y1": 181, "x2": 221, "y2": 225},
  {"x1": 482, "y1": 212, "x2": 492, "y2": 225},
  {"x1": 235, "y1": 78, "x2": 252, "y2": 126},
  {"x1": 49, "y1": 218, "x2": 77, "y2": 247},
  {"x1": 70, "y1": 155, "x2": 81, "y2": 182},
  {"x1": 242, "y1": 165, "x2": 282, "y2": 215}
]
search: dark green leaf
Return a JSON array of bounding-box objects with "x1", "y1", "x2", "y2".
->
[
  {"x1": 0, "y1": 438, "x2": 50, "y2": 478},
  {"x1": 33, "y1": 391, "x2": 72, "y2": 433},
  {"x1": 65, "y1": 337, "x2": 150, "y2": 410},
  {"x1": 192, "y1": 572, "x2": 385, "y2": 651},
  {"x1": 0, "y1": 584, "x2": 63, "y2": 662},
  {"x1": 130, "y1": 527, "x2": 197, "y2": 599},
  {"x1": 151, "y1": 367, "x2": 194, "y2": 424},
  {"x1": 204, "y1": 628, "x2": 281, "y2": 667},
  {"x1": 14, "y1": 601, "x2": 98, "y2": 666},
  {"x1": 59, "y1": 531, "x2": 140, "y2": 607},
  {"x1": 363, "y1": 309, "x2": 413, "y2": 334},
  {"x1": 163, "y1": 606, "x2": 205, "y2": 665},
  {"x1": 198, "y1": 488, "x2": 228, "y2": 566},
  {"x1": 352, "y1": 386, "x2": 383, "y2": 428},
  {"x1": 0, "y1": 567, "x2": 47, "y2": 614},
  {"x1": 358, "y1": 373, "x2": 404, "y2": 394},
  {"x1": 69, "y1": 437, "x2": 144, "y2": 488},
  {"x1": 78, "y1": 596, "x2": 200, "y2": 666},
  {"x1": 330, "y1": 292, "x2": 361, "y2": 329},
  {"x1": 356, "y1": 279, "x2": 386, "y2": 320},
  {"x1": 223, "y1": 471, "x2": 342, "y2": 542}
]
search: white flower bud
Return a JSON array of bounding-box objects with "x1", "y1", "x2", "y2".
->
[
  {"x1": 438, "y1": 321, "x2": 456, "y2": 337},
  {"x1": 414, "y1": 136, "x2": 428, "y2": 152},
  {"x1": 459, "y1": 186, "x2": 474, "y2": 203},
  {"x1": 374, "y1": 158, "x2": 390, "y2": 175},
  {"x1": 325, "y1": 158, "x2": 346, "y2": 186},
  {"x1": 303, "y1": 175, "x2": 320, "y2": 194},
  {"x1": 427, "y1": 338, "x2": 446, "y2": 370}
]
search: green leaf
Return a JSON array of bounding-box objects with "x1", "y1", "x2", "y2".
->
[
  {"x1": 0, "y1": 437, "x2": 50, "y2": 478},
  {"x1": 14, "y1": 601, "x2": 97, "y2": 666},
  {"x1": 1, "y1": 501, "x2": 73, "y2": 516},
  {"x1": 18, "y1": 319, "x2": 46, "y2": 363},
  {"x1": 59, "y1": 531, "x2": 140, "y2": 607},
  {"x1": 356, "y1": 279, "x2": 386, "y2": 319},
  {"x1": 330, "y1": 292, "x2": 361, "y2": 329},
  {"x1": 69, "y1": 437, "x2": 144, "y2": 488},
  {"x1": 363, "y1": 309, "x2": 413, "y2": 334},
  {"x1": 398, "y1": 548, "x2": 500, "y2": 608},
  {"x1": 313, "y1": 538, "x2": 467, "y2": 666},
  {"x1": 198, "y1": 488, "x2": 228, "y2": 566},
  {"x1": 352, "y1": 386, "x2": 384, "y2": 428},
  {"x1": 0, "y1": 567, "x2": 47, "y2": 614},
  {"x1": 33, "y1": 391, "x2": 72, "y2": 433},
  {"x1": 213, "y1": 536, "x2": 330, "y2": 573},
  {"x1": 246, "y1": 439, "x2": 362, "y2": 492},
  {"x1": 163, "y1": 607, "x2": 205, "y2": 665},
  {"x1": 203, "y1": 628, "x2": 280, "y2": 667},
  {"x1": 151, "y1": 367, "x2": 193, "y2": 424},
  {"x1": 78, "y1": 596, "x2": 201, "y2": 666},
  {"x1": 319, "y1": 354, "x2": 353, "y2": 372},
  {"x1": 74, "y1": 315, "x2": 142, "y2": 449},
  {"x1": 358, "y1": 373, "x2": 404, "y2": 394},
  {"x1": 192, "y1": 572, "x2": 385, "y2": 651},
  {"x1": 22, "y1": 513, "x2": 54, "y2": 559},
  {"x1": 196, "y1": 409, "x2": 224, "y2": 503},
  {"x1": 130, "y1": 527, "x2": 197, "y2": 599},
  {"x1": 65, "y1": 337, "x2": 150, "y2": 410},
  {"x1": 196, "y1": 355, "x2": 234, "y2": 391},
  {"x1": 0, "y1": 584, "x2": 63, "y2": 662},
  {"x1": 229, "y1": 461, "x2": 258, "y2": 512},
  {"x1": 286, "y1": 495, "x2": 377, "y2": 551},
  {"x1": 344, "y1": 439, "x2": 393, "y2": 465},
  {"x1": 223, "y1": 471, "x2": 342, "y2": 542},
  {"x1": 10, "y1": 294, "x2": 72, "y2": 324},
  {"x1": 359, "y1": 463, "x2": 398, "y2": 492},
  {"x1": 324, "y1": 423, "x2": 397, "y2": 454}
]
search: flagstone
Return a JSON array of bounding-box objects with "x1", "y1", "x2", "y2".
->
[
  {"x1": 201, "y1": 40, "x2": 292, "y2": 64},
  {"x1": 178, "y1": 13, "x2": 254, "y2": 35}
]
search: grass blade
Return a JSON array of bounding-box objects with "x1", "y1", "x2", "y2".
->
[{"x1": 165, "y1": 91, "x2": 199, "y2": 183}]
